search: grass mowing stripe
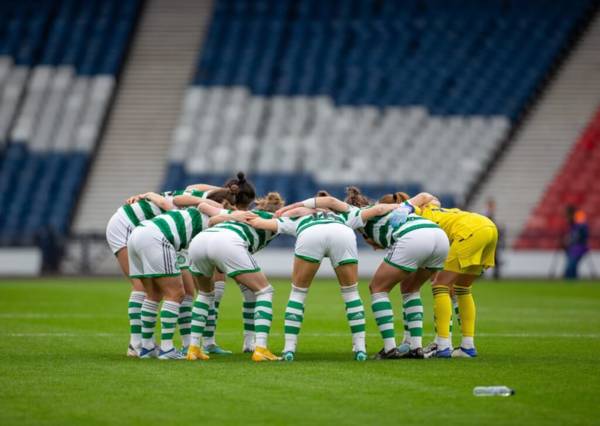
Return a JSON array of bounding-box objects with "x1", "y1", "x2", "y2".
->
[{"x1": 0, "y1": 278, "x2": 599, "y2": 426}]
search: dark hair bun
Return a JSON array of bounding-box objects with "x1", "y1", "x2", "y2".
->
[
  {"x1": 236, "y1": 172, "x2": 246, "y2": 183},
  {"x1": 316, "y1": 190, "x2": 330, "y2": 197}
]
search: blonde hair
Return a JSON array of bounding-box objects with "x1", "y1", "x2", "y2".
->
[
  {"x1": 255, "y1": 192, "x2": 285, "y2": 212},
  {"x1": 378, "y1": 192, "x2": 410, "y2": 204}
]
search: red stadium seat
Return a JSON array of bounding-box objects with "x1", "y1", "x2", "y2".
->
[{"x1": 518, "y1": 106, "x2": 600, "y2": 249}]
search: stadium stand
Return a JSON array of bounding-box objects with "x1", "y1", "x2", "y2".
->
[
  {"x1": 164, "y1": 0, "x2": 594, "y2": 205},
  {"x1": 0, "y1": 0, "x2": 140, "y2": 246},
  {"x1": 73, "y1": 0, "x2": 214, "y2": 233},
  {"x1": 470, "y1": 11, "x2": 600, "y2": 246},
  {"x1": 517, "y1": 106, "x2": 600, "y2": 249}
]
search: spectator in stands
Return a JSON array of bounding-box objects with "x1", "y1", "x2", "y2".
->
[
  {"x1": 484, "y1": 198, "x2": 504, "y2": 280},
  {"x1": 564, "y1": 206, "x2": 589, "y2": 279}
]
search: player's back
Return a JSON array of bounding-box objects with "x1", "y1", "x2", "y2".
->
[{"x1": 419, "y1": 205, "x2": 494, "y2": 242}]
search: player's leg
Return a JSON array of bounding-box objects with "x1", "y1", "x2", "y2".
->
[
  {"x1": 335, "y1": 263, "x2": 368, "y2": 361},
  {"x1": 139, "y1": 278, "x2": 161, "y2": 358},
  {"x1": 238, "y1": 282, "x2": 257, "y2": 352},
  {"x1": 107, "y1": 212, "x2": 146, "y2": 356},
  {"x1": 187, "y1": 274, "x2": 212, "y2": 361},
  {"x1": 427, "y1": 270, "x2": 458, "y2": 358},
  {"x1": 187, "y1": 232, "x2": 218, "y2": 360},
  {"x1": 401, "y1": 228, "x2": 449, "y2": 357},
  {"x1": 451, "y1": 226, "x2": 497, "y2": 358},
  {"x1": 368, "y1": 260, "x2": 407, "y2": 359},
  {"x1": 155, "y1": 276, "x2": 185, "y2": 360},
  {"x1": 329, "y1": 224, "x2": 367, "y2": 361},
  {"x1": 204, "y1": 271, "x2": 231, "y2": 354},
  {"x1": 178, "y1": 268, "x2": 195, "y2": 354},
  {"x1": 452, "y1": 273, "x2": 478, "y2": 358},
  {"x1": 279, "y1": 228, "x2": 324, "y2": 360},
  {"x1": 115, "y1": 248, "x2": 146, "y2": 356},
  {"x1": 235, "y1": 271, "x2": 280, "y2": 362},
  {"x1": 399, "y1": 268, "x2": 434, "y2": 357},
  {"x1": 213, "y1": 232, "x2": 279, "y2": 361},
  {"x1": 127, "y1": 229, "x2": 159, "y2": 359},
  {"x1": 282, "y1": 257, "x2": 320, "y2": 360},
  {"x1": 134, "y1": 227, "x2": 184, "y2": 360}
]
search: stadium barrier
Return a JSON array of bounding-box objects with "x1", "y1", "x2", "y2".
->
[
  {"x1": 0, "y1": 248, "x2": 42, "y2": 276},
  {"x1": 57, "y1": 236, "x2": 600, "y2": 279}
]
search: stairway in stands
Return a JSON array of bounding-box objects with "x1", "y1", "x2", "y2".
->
[
  {"x1": 73, "y1": 0, "x2": 214, "y2": 232},
  {"x1": 470, "y1": 11, "x2": 600, "y2": 245}
]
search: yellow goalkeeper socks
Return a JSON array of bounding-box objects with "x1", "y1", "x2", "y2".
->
[
  {"x1": 455, "y1": 284, "x2": 476, "y2": 349},
  {"x1": 432, "y1": 285, "x2": 452, "y2": 348}
]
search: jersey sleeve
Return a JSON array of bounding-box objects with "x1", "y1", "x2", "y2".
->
[
  {"x1": 276, "y1": 217, "x2": 297, "y2": 235},
  {"x1": 343, "y1": 206, "x2": 365, "y2": 229},
  {"x1": 254, "y1": 210, "x2": 275, "y2": 219},
  {"x1": 185, "y1": 189, "x2": 206, "y2": 198}
]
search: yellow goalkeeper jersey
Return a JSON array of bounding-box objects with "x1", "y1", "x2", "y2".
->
[{"x1": 416, "y1": 205, "x2": 495, "y2": 242}]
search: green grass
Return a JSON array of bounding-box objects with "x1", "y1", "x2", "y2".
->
[{"x1": 0, "y1": 278, "x2": 599, "y2": 426}]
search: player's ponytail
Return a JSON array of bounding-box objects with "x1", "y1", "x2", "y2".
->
[
  {"x1": 379, "y1": 191, "x2": 410, "y2": 204},
  {"x1": 207, "y1": 186, "x2": 237, "y2": 207},
  {"x1": 224, "y1": 171, "x2": 256, "y2": 210},
  {"x1": 255, "y1": 192, "x2": 285, "y2": 212},
  {"x1": 345, "y1": 186, "x2": 370, "y2": 207}
]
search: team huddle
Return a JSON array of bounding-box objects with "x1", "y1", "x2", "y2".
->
[{"x1": 106, "y1": 172, "x2": 498, "y2": 362}]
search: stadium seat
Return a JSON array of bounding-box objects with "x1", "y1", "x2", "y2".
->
[
  {"x1": 164, "y1": 0, "x2": 593, "y2": 206},
  {"x1": 0, "y1": 0, "x2": 141, "y2": 245},
  {"x1": 517, "y1": 107, "x2": 600, "y2": 249}
]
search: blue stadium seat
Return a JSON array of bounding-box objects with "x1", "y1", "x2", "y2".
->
[
  {"x1": 165, "y1": 0, "x2": 593, "y2": 208},
  {"x1": 0, "y1": 0, "x2": 141, "y2": 247}
]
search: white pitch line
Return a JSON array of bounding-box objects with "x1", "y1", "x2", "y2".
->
[
  {"x1": 0, "y1": 313, "x2": 120, "y2": 319},
  {"x1": 2, "y1": 332, "x2": 600, "y2": 339}
]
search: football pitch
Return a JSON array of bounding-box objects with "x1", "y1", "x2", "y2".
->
[{"x1": 0, "y1": 278, "x2": 599, "y2": 425}]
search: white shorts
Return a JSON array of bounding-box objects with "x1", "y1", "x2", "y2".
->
[
  {"x1": 295, "y1": 223, "x2": 358, "y2": 268},
  {"x1": 106, "y1": 209, "x2": 133, "y2": 254},
  {"x1": 189, "y1": 229, "x2": 261, "y2": 278},
  {"x1": 384, "y1": 227, "x2": 449, "y2": 272},
  {"x1": 177, "y1": 249, "x2": 190, "y2": 270},
  {"x1": 127, "y1": 226, "x2": 180, "y2": 278}
]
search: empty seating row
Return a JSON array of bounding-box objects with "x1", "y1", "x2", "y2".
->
[
  {"x1": 517, "y1": 107, "x2": 600, "y2": 250},
  {"x1": 165, "y1": 0, "x2": 594, "y2": 206},
  {"x1": 0, "y1": 0, "x2": 140, "y2": 245}
]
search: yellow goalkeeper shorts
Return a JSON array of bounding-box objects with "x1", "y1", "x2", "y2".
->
[{"x1": 444, "y1": 225, "x2": 498, "y2": 275}]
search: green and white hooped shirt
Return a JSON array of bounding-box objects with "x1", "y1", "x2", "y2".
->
[
  {"x1": 276, "y1": 207, "x2": 364, "y2": 237},
  {"x1": 362, "y1": 211, "x2": 440, "y2": 249},
  {"x1": 119, "y1": 188, "x2": 210, "y2": 227},
  {"x1": 208, "y1": 210, "x2": 278, "y2": 254},
  {"x1": 145, "y1": 207, "x2": 210, "y2": 251}
]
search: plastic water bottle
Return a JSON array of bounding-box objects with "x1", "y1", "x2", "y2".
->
[{"x1": 473, "y1": 386, "x2": 515, "y2": 397}]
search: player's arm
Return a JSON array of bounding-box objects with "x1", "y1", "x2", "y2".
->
[
  {"x1": 408, "y1": 192, "x2": 439, "y2": 209},
  {"x1": 141, "y1": 192, "x2": 173, "y2": 210},
  {"x1": 126, "y1": 193, "x2": 144, "y2": 204},
  {"x1": 198, "y1": 202, "x2": 229, "y2": 217},
  {"x1": 173, "y1": 194, "x2": 223, "y2": 208},
  {"x1": 247, "y1": 217, "x2": 278, "y2": 232},
  {"x1": 208, "y1": 210, "x2": 257, "y2": 226},
  {"x1": 281, "y1": 207, "x2": 316, "y2": 217},
  {"x1": 360, "y1": 203, "x2": 402, "y2": 221},
  {"x1": 276, "y1": 196, "x2": 349, "y2": 216},
  {"x1": 185, "y1": 183, "x2": 222, "y2": 192}
]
